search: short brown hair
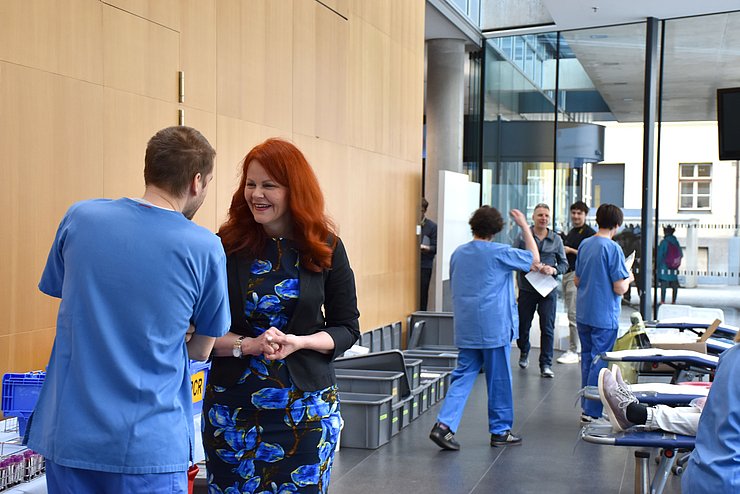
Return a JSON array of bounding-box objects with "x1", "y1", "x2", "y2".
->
[
  {"x1": 595, "y1": 204, "x2": 623, "y2": 229},
  {"x1": 144, "y1": 126, "x2": 215, "y2": 196},
  {"x1": 469, "y1": 206, "x2": 504, "y2": 238}
]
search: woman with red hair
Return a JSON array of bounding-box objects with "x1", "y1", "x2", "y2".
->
[{"x1": 202, "y1": 138, "x2": 360, "y2": 493}]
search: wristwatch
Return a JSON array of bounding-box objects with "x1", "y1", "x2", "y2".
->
[{"x1": 232, "y1": 335, "x2": 245, "y2": 358}]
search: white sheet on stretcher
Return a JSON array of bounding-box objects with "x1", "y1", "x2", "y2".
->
[
  {"x1": 603, "y1": 348, "x2": 719, "y2": 364},
  {"x1": 628, "y1": 382, "x2": 710, "y2": 396}
]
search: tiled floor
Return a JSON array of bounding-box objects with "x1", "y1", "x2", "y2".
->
[{"x1": 330, "y1": 354, "x2": 684, "y2": 494}]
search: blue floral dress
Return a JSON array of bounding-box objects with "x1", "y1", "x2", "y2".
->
[{"x1": 203, "y1": 239, "x2": 341, "y2": 494}]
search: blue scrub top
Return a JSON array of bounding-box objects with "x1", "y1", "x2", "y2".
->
[
  {"x1": 450, "y1": 240, "x2": 533, "y2": 348},
  {"x1": 28, "y1": 199, "x2": 230, "y2": 474},
  {"x1": 683, "y1": 344, "x2": 740, "y2": 493},
  {"x1": 575, "y1": 236, "x2": 629, "y2": 329}
]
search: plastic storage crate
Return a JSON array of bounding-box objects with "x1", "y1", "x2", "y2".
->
[
  {"x1": 336, "y1": 369, "x2": 404, "y2": 404},
  {"x1": 335, "y1": 350, "x2": 411, "y2": 398},
  {"x1": 339, "y1": 392, "x2": 393, "y2": 449},
  {"x1": 404, "y1": 358, "x2": 422, "y2": 390},
  {"x1": 1, "y1": 371, "x2": 45, "y2": 437},
  {"x1": 190, "y1": 360, "x2": 211, "y2": 414},
  {"x1": 402, "y1": 349, "x2": 458, "y2": 369}
]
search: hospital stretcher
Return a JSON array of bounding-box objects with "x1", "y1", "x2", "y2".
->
[
  {"x1": 599, "y1": 349, "x2": 718, "y2": 383},
  {"x1": 581, "y1": 423, "x2": 694, "y2": 494},
  {"x1": 582, "y1": 382, "x2": 709, "y2": 406},
  {"x1": 645, "y1": 320, "x2": 739, "y2": 341}
]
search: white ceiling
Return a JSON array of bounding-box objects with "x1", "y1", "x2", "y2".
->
[{"x1": 542, "y1": 0, "x2": 740, "y2": 32}]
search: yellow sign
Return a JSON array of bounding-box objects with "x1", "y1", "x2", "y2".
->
[{"x1": 191, "y1": 370, "x2": 205, "y2": 403}]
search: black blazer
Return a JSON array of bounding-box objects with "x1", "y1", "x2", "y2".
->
[{"x1": 209, "y1": 237, "x2": 360, "y2": 392}]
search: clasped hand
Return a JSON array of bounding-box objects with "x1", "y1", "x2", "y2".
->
[
  {"x1": 534, "y1": 263, "x2": 555, "y2": 276},
  {"x1": 260, "y1": 327, "x2": 301, "y2": 361}
]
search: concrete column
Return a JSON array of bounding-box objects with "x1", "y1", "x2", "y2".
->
[
  {"x1": 425, "y1": 38, "x2": 465, "y2": 311},
  {"x1": 684, "y1": 219, "x2": 699, "y2": 288}
]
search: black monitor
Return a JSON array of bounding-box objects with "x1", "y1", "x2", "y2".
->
[{"x1": 717, "y1": 87, "x2": 740, "y2": 160}]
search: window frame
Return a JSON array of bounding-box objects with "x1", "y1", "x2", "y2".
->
[{"x1": 678, "y1": 162, "x2": 712, "y2": 211}]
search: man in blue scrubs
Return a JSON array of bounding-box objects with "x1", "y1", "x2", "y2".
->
[
  {"x1": 429, "y1": 206, "x2": 539, "y2": 450},
  {"x1": 27, "y1": 127, "x2": 230, "y2": 493},
  {"x1": 683, "y1": 343, "x2": 740, "y2": 492},
  {"x1": 574, "y1": 203, "x2": 632, "y2": 423}
]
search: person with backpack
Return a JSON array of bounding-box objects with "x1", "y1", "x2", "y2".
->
[{"x1": 657, "y1": 224, "x2": 683, "y2": 304}]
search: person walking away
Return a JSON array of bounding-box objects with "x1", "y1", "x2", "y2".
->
[
  {"x1": 558, "y1": 201, "x2": 595, "y2": 364},
  {"x1": 574, "y1": 203, "x2": 633, "y2": 423},
  {"x1": 429, "y1": 206, "x2": 539, "y2": 450},
  {"x1": 656, "y1": 224, "x2": 682, "y2": 304}
]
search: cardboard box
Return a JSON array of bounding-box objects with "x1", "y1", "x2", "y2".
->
[{"x1": 640, "y1": 341, "x2": 707, "y2": 373}]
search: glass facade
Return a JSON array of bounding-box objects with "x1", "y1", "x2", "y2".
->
[{"x1": 461, "y1": 10, "x2": 740, "y2": 318}]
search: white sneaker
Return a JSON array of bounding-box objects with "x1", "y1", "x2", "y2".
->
[{"x1": 556, "y1": 350, "x2": 579, "y2": 364}]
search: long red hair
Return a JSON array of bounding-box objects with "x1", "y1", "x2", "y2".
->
[{"x1": 218, "y1": 138, "x2": 336, "y2": 272}]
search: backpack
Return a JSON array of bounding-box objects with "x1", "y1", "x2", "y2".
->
[{"x1": 664, "y1": 241, "x2": 682, "y2": 269}]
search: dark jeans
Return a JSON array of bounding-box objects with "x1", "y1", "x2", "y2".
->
[
  {"x1": 517, "y1": 289, "x2": 557, "y2": 369},
  {"x1": 420, "y1": 267, "x2": 432, "y2": 311}
]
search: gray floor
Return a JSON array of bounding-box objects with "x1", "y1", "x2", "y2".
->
[{"x1": 330, "y1": 354, "x2": 682, "y2": 494}]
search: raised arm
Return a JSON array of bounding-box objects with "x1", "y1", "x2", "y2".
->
[{"x1": 510, "y1": 209, "x2": 540, "y2": 266}]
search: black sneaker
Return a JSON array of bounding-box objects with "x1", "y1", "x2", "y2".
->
[
  {"x1": 518, "y1": 354, "x2": 529, "y2": 369},
  {"x1": 540, "y1": 366, "x2": 554, "y2": 378},
  {"x1": 430, "y1": 423, "x2": 460, "y2": 451},
  {"x1": 490, "y1": 431, "x2": 522, "y2": 447}
]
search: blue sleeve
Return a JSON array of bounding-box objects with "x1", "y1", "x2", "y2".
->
[
  {"x1": 192, "y1": 241, "x2": 230, "y2": 338},
  {"x1": 609, "y1": 243, "x2": 631, "y2": 283},
  {"x1": 500, "y1": 246, "x2": 534, "y2": 272},
  {"x1": 38, "y1": 208, "x2": 74, "y2": 298}
]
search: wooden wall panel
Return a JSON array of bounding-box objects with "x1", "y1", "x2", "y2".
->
[
  {"x1": 103, "y1": 0, "x2": 181, "y2": 31},
  {"x1": 348, "y1": 17, "x2": 391, "y2": 154},
  {"x1": 102, "y1": 89, "x2": 178, "y2": 199},
  {"x1": 3, "y1": 0, "x2": 425, "y2": 372},
  {"x1": 215, "y1": 0, "x2": 293, "y2": 131},
  {"x1": 293, "y1": 1, "x2": 348, "y2": 145},
  {"x1": 103, "y1": 4, "x2": 179, "y2": 102},
  {"x1": 180, "y1": 0, "x2": 216, "y2": 113},
  {"x1": 0, "y1": 0, "x2": 103, "y2": 84},
  {"x1": 0, "y1": 62, "x2": 104, "y2": 344}
]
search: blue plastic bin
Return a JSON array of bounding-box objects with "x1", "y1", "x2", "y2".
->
[{"x1": 2, "y1": 371, "x2": 46, "y2": 436}]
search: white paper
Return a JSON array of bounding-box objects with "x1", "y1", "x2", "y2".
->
[
  {"x1": 625, "y1": 251, "x2": 635, "y2": 271},
  {"x1": 525, "y1": 271, "x2": 559, "y2": 297}
]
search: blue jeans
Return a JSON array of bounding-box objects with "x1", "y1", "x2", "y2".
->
[
  {"x1": 436, "y1": 346, "x2": 514, "y2": 435},
  {"x1": 578, "y1": 322, "x2": 618, "y2": 418},
  {"x1": 517, "y1": 289, "x2": 557, "y2": 369}
]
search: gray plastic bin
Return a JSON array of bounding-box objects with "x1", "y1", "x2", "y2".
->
[
  {"x1": 421, "y1": 367, "x2": 453, "y2": 399},
  {"x1": 336, "y1": 369, "x2": 404, "y2": 404},
  {"x1": 335, "y1": 350, "x2": 411, "y2": 398},
  {"x1": 410, "y1": 387, "x2": 422, "y2": 420},
  {"x1": 400, "y1": 396, "x2": 412, "y2": 428},
  {"x1": 409, "y1": 311, "x2": 455, "y2": 348},
  {"x1": 339, "y1": 392, "x2": 393, "y2": 449},
  {"x1": 381, "y1": 325, "x2": 393, "y2": 351},
  {"x1": 403, "y1": 349, "x2": 458, "y2": 369},
  {"x1": 371, "y1": 329, "x2": 382, "y2": 353},
  {"x1": 391, "y1": 400, "x2": 403, "y2": 436},
  {"x1": 391, "y1": 321, "x2": 402, "y2": 350},
  {"x1": 404, "y1": 358, "x2": 422, "y2": 390}
]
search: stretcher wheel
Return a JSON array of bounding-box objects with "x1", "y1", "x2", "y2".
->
[{"x1": 672, "y1": 465, "x2": 684, "y2": 475}]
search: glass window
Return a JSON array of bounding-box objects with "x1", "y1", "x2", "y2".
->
[{"x1": 678, "y1": 163, "x2": 712, "y2": 211}]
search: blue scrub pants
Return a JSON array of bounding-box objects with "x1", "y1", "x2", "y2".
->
[
  {"x1": 436, "y1": 346, "x2": 513, "y2": 435},
  {"x1": 517, "y1": 289, "x2": 557, "y2": 369},
  {"x1": 45, "y1": 460, "x2": 188, "y2": 494},
  {"x1": 578, "y1": 323, "x2": 618, "y2": 418}
]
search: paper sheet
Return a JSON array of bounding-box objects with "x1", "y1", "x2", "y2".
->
[
  {"x1": 625, "y1": 251, "x2": 635, "y2": 271},
  {"x1": 525, "y1": 271, "x2": 558, "y2": 297}
]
